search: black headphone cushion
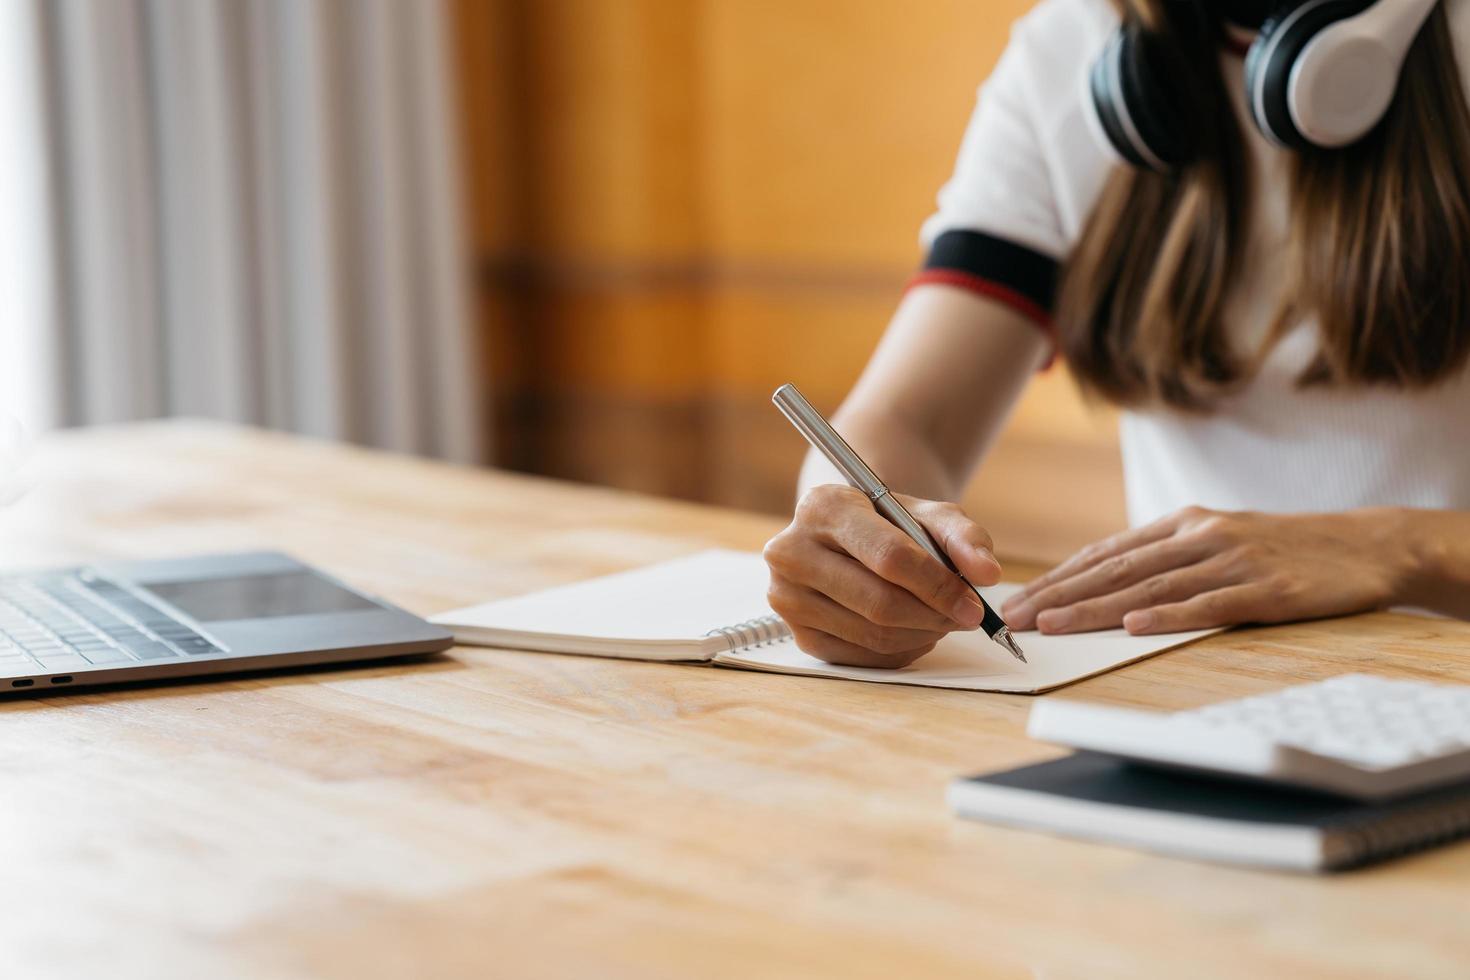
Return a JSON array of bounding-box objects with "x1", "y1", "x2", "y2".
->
[
  {"x1": 1091, "y1": 31, "x2": 1153, "y2": 168},
  {"x1": 1091, "y1": 24, "x2": 1196, "y2": 171},
  {"x1": 1121, "y1": 27, "x2": 1196, "y2": 169}
]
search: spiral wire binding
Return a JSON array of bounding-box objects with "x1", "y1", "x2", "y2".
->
[
  {"x1": 707, "y1": 614, "x2": 792, "y2": 654},
  {"x1": 1336, "y1": 793, "x2": 1470, "y2": 869}
]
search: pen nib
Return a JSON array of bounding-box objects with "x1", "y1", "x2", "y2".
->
[{"x1": 993, "y1": 626, "x2": 1026, "y2": 664}]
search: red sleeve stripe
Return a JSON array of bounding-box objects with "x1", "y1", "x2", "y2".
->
[
  {"x1": 906, "y1": 269, "x2": 1055, "y2": 337},
  {"x1": 917, "y1": 230, "x2": 1057, "y2": 328},
  {"x1": 911, "y1": 229, "x2": 1061, "y2": 367},
  {"x1": 905, "y1": 270, "x2": 1058, "y2": 369}
]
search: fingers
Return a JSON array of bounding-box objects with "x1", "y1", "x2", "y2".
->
[
  {"x1": 764, "y1": 484, "x2": 1002, "y2": 667},
  {"x1": 1006, "y1": 510, "x2": 1188, "y2": 611},
  {"x1": 901, "y1": 495, "x2": 1002, "y2": 586},
  {"x1": 817, "y1": 498, "x2": 988, "y2": 629},
  {"x1": 784, "y1": 543, "x2": 959, "y2": 633},
  {"x1": 1030, "y1": 555, "x2": 1237, "y2": 634},
  {"x1": 1123, "y1": 584, "x2": 1270, "y2": 635},
  {"x1": 1003, "y1": 535, "x2": 1216, "y2": 630},
  {"x1": 786, "y1": 623, "x2": 936, "y2": 669},
  {"x1": 774, "y1": 584, "x2": 947, "y2": 657}
]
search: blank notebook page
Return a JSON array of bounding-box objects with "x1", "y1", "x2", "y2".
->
[
  {"x1": 435, "y1": 550, "x2": 1219, "y2": 690},
  {"x1": 715, "y1": 580, "x2": 1219, "y2": 693},
  {"x1": 434, "y1": 550, "x2": 773, "y2": 653}
]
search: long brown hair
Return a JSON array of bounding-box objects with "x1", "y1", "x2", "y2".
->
[{"x1": 1056, "y1": 1, "x2": 1470, "y2": 410}]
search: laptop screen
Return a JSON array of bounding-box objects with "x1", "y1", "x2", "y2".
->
[{"x1": 143, "y1": 571, "x2": 381, "y2": 622}]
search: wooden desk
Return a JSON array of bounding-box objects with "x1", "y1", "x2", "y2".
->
[{"x1": 3, "y1": 422, "x2": 1467, "y2": 979}]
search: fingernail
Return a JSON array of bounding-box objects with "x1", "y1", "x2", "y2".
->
[
  {"x1": 1124, "y1": 610, "x2": 1153, "y2": 633},
  {"x1": 973, "y1": 548, "x2": 1003, "y2": 585},
  {"x1": 1037, "y1": 608, "x2": 1071, "y2": 633},
  {"x1": 951, "y1": 594, "x2": 985, "y2": 629},
  {"x1": 1003, "y1": 601, "x2": 1033, "y2": 628}
]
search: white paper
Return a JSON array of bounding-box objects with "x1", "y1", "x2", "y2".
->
[
  {"x1": 716, "y1": 583, "x2": 1219, "y2": 693},
  {"x1": 435, "y1": 550, "x2": 1220, "y2": 688},
  {"x1": 431, "y1": 550, "x2": 773, "y2": 659}
]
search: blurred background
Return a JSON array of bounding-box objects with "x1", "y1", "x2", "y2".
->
[{"x1": 0, "y1": 0, "x2": 1122, "y2": 564}]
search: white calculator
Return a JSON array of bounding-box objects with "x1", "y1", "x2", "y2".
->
[{"x1": 1028, "y1": 674, "x2": 1470, "y2": 800}]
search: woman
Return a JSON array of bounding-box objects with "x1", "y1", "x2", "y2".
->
[{"x1": 763, "y1": 0, "x2": 1470, "y2": 668}]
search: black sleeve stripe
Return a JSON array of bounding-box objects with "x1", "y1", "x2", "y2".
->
[{"x1": 922, "y1": 229, "x2": 1060, "y2": 321}]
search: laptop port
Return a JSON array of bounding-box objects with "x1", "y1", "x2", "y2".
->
[
  {"x1": 11, "y1": 679, "x2": 33, "y2": 688},
  {"x1": 50, "y1": 676, "x2": 73, "y2": 684}
]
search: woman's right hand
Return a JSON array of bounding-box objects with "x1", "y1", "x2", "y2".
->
[{"x1": 762, "y1": 484, "x2": 1003, "y2": 668}]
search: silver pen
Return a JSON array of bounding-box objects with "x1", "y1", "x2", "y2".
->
[{"x1": 772, "y1": 383, "x2": 1026, "y2": 663}]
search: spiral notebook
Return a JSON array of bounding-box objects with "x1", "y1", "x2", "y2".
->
[{"x1": 431, "y1": 550, "x2": 1220, "y2": 693}]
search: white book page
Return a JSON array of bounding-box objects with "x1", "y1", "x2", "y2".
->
[
  {"x1": 431, "y1": 550, "x2": 773, "y2": 656},
  {"x1": 716, "y1": 583, "x2": 1220, "y2": 694}
]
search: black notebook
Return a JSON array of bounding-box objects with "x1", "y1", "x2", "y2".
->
[{"x1": 948, "y1": 752, "x2": 1470, "y2": 872}]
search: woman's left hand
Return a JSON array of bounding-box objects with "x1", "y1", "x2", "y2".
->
[{"x1": 1000, "y1": 506, "x2": 1418, "y2": 635}]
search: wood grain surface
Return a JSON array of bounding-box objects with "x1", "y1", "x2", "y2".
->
[{"x1": 1, "y1": 421, "x2": 1466, "y2": 980}]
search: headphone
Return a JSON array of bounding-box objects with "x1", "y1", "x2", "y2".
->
[{"x1": 1089, "y1": 0, "x2": 1441, "y2": 171}]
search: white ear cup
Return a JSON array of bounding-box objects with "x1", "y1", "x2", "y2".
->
[
  {"x1": 1284, "y1": 0, "x2": 1438, "y2": 147},
  {"x1": 1288, "y1": 35, "x2": 1400, "y2": 146}
]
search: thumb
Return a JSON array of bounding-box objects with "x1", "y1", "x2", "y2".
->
[{"x1": 899, "y1": 495, "x2": 1003, "y2": 587}]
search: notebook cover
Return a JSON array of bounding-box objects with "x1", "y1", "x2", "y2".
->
[{"x1": 952, "y1": 752, "x2": 1470, "y2": 870}]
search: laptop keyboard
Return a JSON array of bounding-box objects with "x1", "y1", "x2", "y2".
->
[{"x1": 0, "y1": 573, "x2": 224, "y2": 675}]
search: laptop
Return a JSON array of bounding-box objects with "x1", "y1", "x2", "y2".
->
[{"x1": 0, "y1": 551, "x2": 453, "y2": 693}]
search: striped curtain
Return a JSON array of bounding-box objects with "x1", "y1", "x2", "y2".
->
[{"x1": 0, "y1": 0, "x2": 483, "y2": 462}]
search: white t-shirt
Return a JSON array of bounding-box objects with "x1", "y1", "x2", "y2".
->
[{"x1": 920, "y1": 0, "x2": 1470, "y2": 526}]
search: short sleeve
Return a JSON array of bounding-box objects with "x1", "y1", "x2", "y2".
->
[{"x1": 913, "y1": 0, "x2": 1117, "y2": 336}]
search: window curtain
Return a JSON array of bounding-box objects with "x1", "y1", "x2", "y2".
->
[{"x1": 0, "y1": 0, "x2": 483, "y2": 462}]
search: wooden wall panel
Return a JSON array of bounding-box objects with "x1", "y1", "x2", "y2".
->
[
  {"x1": 450, "y1": 0, "x2": 1127, "y2": 564},
  {"x1": 699, "y1": 0, "x2": 1033, "y2": 266},
  {"x1": 519, "y1": 0, "x2": 701, "y2": 260},
  {"x1": 452, "y1": 0, "x2": 519, "y2": 257}
]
